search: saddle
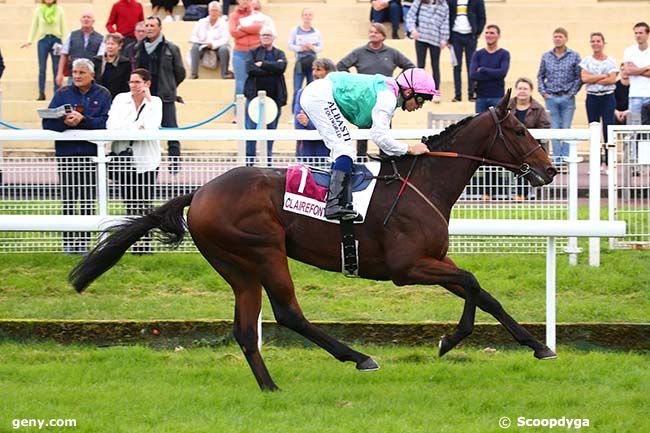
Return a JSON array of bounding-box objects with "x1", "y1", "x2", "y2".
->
[{"x1": 309, "y1": 163, "x2": 376, "y2": 193}]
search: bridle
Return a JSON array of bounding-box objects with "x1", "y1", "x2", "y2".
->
[
  {"x1": 426, "y1": 106, "x2": 542, "y2": 178},
  {"x1": 377, "y1": 106, "x2": 543, "y2": 226}
]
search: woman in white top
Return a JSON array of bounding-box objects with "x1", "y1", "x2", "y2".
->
[
  {"x1": 189, "y1": 1, "x2": 232, "y2": 79},
  {"x1": 579, "y1": 32, "x2": 618, "y2": 142},
  {"x1": 107, "y1": 68, "x2": 163, "y2": 220},
  {"x1": 288, "y1": 8, "x2": 323, "y2": 111}
]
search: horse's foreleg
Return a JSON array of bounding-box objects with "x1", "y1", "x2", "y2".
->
[
  {"x1": 233, "y1": 284, "x2": 279, "y2": 391},
  {"x1": 262, "y1": 263, "x2": 379, "y2": 371},
  {"x1": 440, "y1": 257, "x2": 557, "y2": 359},
  {"x1": 396, "y1": 257, "x2": 480, "y2": 357}
]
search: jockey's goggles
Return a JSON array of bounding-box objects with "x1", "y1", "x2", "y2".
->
[{"x1": 414, "y1": 93, "x2": 433, "y2": 104}]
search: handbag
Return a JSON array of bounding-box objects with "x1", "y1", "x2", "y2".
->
[
  {"x1": 200, "y1": 49, "x2": 218, "y2": 69},
  {"x1": 107, "y1": 145, "x2": 135, "y2": 184}
]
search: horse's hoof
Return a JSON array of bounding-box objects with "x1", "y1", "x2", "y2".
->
[
  {"x1": 356, "y1": 357, "x2": 380, "y2": 372},
  {"x1": 534, "y1": 346, "x2": 558, "y2": 360},
  {"x1": 438, "y1": 335, "x2": 454, "y2": 357}
]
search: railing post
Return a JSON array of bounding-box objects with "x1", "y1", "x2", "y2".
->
[
  {"x1": 607, "y1": 142, "x2": 617, "y2": 249},
  {"x1": 236, "y1": 94, "x2": 246, "y2": 164},
  {"x1": 257, "y1": 90, "x2": 267, "y2": 167},
  {"x1": 588, "y1": 122, "x2": 601, "y2": 266},
  {"x1": 546, "y1": 236, "x2": 557, "y2": 352},
  {"x1": 566, "y1": 140, "x2": 580, "y2": 265},
  {"x1": 95, "y1": 141, "x2": 108, "y2": 217}
]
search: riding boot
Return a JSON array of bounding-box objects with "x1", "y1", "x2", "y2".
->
[{"x1": 325, "y1": 169, "x2": 359, "y2": 220}]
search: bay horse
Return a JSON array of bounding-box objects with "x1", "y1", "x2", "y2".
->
[{"x1": 70, "y1": 91, "x2": 558, "y2": 391}]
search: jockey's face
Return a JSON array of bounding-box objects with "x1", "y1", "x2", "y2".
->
[{"x1": 403, "y1": 96, "x2": 423, "y2": 112}]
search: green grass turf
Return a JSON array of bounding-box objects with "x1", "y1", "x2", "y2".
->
[
  {"x1": 0, "y1": 249, "x2": 648, "y2": 323},
  {"x1": 0, "y1": 343, "x2": 647, "y2": 433}
]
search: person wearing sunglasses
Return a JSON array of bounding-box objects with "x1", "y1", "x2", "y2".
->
[
  {"x1": 300, "y1": 67, "x2": 436, "y2": 220},
  {"x1": 243, "y1": 27, "x2": 287, "y2": 163}
]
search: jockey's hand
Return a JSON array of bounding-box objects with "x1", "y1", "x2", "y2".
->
[{"x1": 407, "y1": 143, "x2": 429, "y2": 155}]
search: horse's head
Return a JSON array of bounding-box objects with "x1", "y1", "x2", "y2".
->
[{"x1": 481, "y1": 89, "x2": 557, "y2": 186}]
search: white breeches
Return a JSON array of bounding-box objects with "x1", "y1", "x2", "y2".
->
[{"x1": 299, "y1": 78, "x2": 357, "y2": 161}]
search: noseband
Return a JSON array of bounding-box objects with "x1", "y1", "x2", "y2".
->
[
  {"x1": 426, "y1": 106, "x2": 542, "y2": 177},
  {"x1": 486, "y1": 106, "x2": 541, "y2": 177}
]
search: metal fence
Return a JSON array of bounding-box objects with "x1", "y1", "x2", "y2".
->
[
  {"x1": 0, "y1": 150, "x2": 572, "y2": 254},
  {"x1": 609, "y1": 125, "x2": 650, "y2": 248}
]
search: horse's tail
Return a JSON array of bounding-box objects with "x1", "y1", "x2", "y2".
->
[{"x1": 69, "y1": 192, "x2": 195, "y2": 293}]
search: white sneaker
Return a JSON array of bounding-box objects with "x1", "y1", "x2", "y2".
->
[{"x1": 163, "y1": 15, "x2": 174, "y2": 23}]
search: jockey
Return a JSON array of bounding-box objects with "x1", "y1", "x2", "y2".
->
[{"x1": 300, "y1": 67, "x2": 437, "y2": 220}]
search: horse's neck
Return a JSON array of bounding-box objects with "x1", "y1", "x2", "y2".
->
[{"x1": 415, "y1": 156, "x2": 480, "y2": 213}]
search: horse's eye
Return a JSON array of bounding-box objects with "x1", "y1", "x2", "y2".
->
[{"x1": 516, "y1": 130, "x2": 525, "y2": 137}]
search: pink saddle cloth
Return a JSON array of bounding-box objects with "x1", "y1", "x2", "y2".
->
[{"x1": 285, "y1": 165, "x2": 328, "y2": 202}]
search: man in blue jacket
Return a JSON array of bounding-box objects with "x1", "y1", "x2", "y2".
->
[
  {"x1": 43, "y1": 58, "x2": 112, "y2": 253},
  {"x1": 469, "y1": 24, "x2": 510, "y2": 114}
]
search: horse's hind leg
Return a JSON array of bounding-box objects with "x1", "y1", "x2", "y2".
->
[
  {"x1": 232, "y1": 281, "x2": 279, "y2": 391},
  {"x1": 262, "y1": 260, "x2": 379, "y2": 371}
]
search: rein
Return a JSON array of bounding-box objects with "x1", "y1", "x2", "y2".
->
[
  {"x1": 373, "y1": 106, "x2": 542, "y2": 226},
  {"x1": 424, "y1": 150, "x2": 525, "y2": 171},
  {"x1": 424, "y1": 107, "x2": 541, "y2": 177}
]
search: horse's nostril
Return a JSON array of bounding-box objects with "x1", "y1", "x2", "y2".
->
[{"x1": 547, "y1": 166, "x2": 558, "y2": 178}]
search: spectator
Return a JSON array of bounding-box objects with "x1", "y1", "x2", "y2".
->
[
  {"x1": 92, "y1": 33, "x2": 132, "y2": 98},
  {"x1": 623, "y1": 22, "x2": 650, "y2": 116},
  {"x1": 42, "y1": 58, "x2": 111, "y2": 254},
  {"x1": 56, "y1": 10, "x2": 103, "y2": 88},
  {"x1": 579, "y1": 31, "x2": 617, "y2": 166},
  {"x1": 614, "y1": 63, "x2": 630, "y2": 125},
  {"x1": 405, "y1": 0, "x2": 449, "y2": 100},
  {"x1": 536, "y1": 27, "x2": 582, "y2": 165},
  {"x1": 133, "y1": 16, "x2": 186, "y2": 171},
  {"x1": 151, "y1": 0, "x2": 178, "y2": 23},
  {"x1": 642, "y1": 101, "x2": 650, "y2": 125},
  {"x1": 229, "y1": 0, "x2": 262, "y2": 114},
  {"x1": 469, "y1": 24, "x2": 509, "y2": 113},
  {"x1": 189, "y1": 1, "x2": 232, "y2": 79},
  {"x1": 21, "y1": 0, "x2": 66, "y2": 101},
  {"x1": 294, "y1": 58, "x2": 336, "y2": 163},
  {"x1": 337, "y1": 23, "x2": 415, "y2": 76},
  {"x1": 105, "y1": 0, "x2": 145, "y2": 47},
  {"x1": 448, "y1": 0, "x2": 485, "y2": 102},
  {"x1": 402, "y1": 0, "x2": 413, "y2": 38},
  {"x1": 469, "y1": 24, "x2": 509, "y2": 200},
  {"x1": 337, "y1": 23, "x2": 415, "y2": 156},
  {"x1": 106, "y1": 68, "x2": 162, "y2": 252},
  {"x1": 123, "y1": 20, "x2": 147, "y2": 69},
  {"x1": 244, "y1": 26, "x2": 287, "y2": 164},
  {"x1": 288, "y1": 8, "x2": 323, "y2": 111},
  {"x1": 370, "y1": 0, "x2": 402, "y2": 40},
  {"x1": 250, "y1": 0, "x2": 276, "y2": 37},
  {"x1": 222, "y1": 0, "x2": 231, "y2": 17},
  {"x1": 507, "y1": 77, "x2": 550, "y2": 200}
]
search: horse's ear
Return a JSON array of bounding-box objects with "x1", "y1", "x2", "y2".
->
[{"x1": 496, "y1": 88, "x2": 512, "y2": 115}]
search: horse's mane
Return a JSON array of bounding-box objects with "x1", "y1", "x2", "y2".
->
[{"x1": 424, "y1": 114, "x2": 478, "y2": 152}]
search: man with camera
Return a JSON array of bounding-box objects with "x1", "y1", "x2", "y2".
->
[{"x1": 42, "y1": 58, "x2": 112, "y2": 254}]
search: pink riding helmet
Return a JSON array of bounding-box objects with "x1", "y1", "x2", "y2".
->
[{"x1": 395, "y1": 68, "x2": 441, "y2": 101}]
